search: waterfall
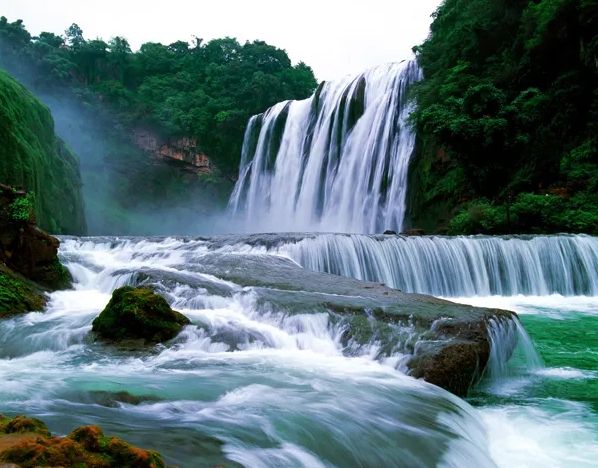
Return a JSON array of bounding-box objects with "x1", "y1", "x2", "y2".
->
[
  {"x1": 485, "y1": 317, "x2": 543, "y2": 384},
  {"x1": 228, "y1": 61, "x2": 422, "y2": 234},
  {"x1": 268, "y1": 233, "x2": 598, "y2": 297}
]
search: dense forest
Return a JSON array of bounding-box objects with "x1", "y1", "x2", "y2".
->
[
  {"x1": 408, "y1": 0, "x2": 598, "y2": 235},
  {"x1": 0, "y1": 16, "x2": 317, "y2": 234},
  {"x1": 0, "y1": 69, "x2": 86, "y2": 234}
]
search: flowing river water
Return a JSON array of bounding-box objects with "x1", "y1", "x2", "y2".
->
[{"x1": 1, "y1": 234, "x2": 598, "y2": 467}]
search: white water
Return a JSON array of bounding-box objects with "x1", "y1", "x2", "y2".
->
[
  {"x1": 228, "y1": 61, "x2": 421, "y2": 234},
  {"x1": 2, "y1": 236, "x2": 598, "y2": 467},
  {"x1": 269, "y1": 233, "x2": 598, "y2": 297},
  {"x1": 0, "y1": 237, "x2": 499, "y2": 467}
]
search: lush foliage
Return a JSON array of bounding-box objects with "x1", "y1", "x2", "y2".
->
[
  {"x1": 9, "y1": 191, "x2": 35, "y2": 223},
  {"x1": 449, "y1": 193, "x2": 598, "y2": 235},
  {"x1": 0, "y1": 17, "x2": 317, "y2": 174},
  {"x1": 0, "y1": 17, "x2": 317, "y2": 234},
  {"x1": 0, "y1": 69, "x2": 86, "y2": 234},
  {"x1": 409, "y1": 0, "x2": 598, "y2": 234}
]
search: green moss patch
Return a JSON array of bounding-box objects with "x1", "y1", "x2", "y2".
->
[
  {"x1": 92, "y1": 286, "x2": 190, "y2": 344},
  {"x1": 0, "y1": 269, "x2": 46, "y2": 318}
]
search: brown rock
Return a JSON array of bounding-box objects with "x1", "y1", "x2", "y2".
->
[
  {"x1": 133, "y1": 130, "x2": 213, "y2": 175},
  {"x1": 400, "y1": 228, "x2": 426, "y2": 236},
  {"x1": 0, "y1": 185, "x2": 72, "y2": 291},
  {"x1": 0, "y1": 415, "x2": 166, "y2": 468}
]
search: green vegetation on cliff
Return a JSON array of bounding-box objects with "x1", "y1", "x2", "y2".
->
[
  {"x1": 409, "y1": 0, "x2": 598, "y2": 234},
  {"x1": 0, "y1": 17, "x2": 317, "y2": 234},
  {"x1": 0, "y1": 69, "x2": 86, "y2": 234}
]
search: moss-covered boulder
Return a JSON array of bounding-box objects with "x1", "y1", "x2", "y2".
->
[
  {"x1": 0, "y1": 69, "x2": 86, "y2": 235},
  {"x1": 0, "y1": 415, "x2": 166, "y2": 468},
  {"x1": 0, "y1": 415, "x2": 50, "y2": 438},
  {"x1": 0, "y1": 268, "x2": 47, "y2": 319},
  {"x1": 92, "y1": 287, "x2": 190, "y2": 344},
  {"x1": 0, "y1": 184, "x2": 73, "y2": 292}
]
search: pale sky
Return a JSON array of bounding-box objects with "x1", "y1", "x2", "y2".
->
[{"x1": 2, "y1": 0, "x2": 442, "y2": 81}]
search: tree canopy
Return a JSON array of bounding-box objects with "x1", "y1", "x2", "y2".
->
[
  {"x1": 409, "y1": 0, "x2": 598, "y2": 235},
  {"x1": 0, "y1": 18, "x2": 317, "y2": 173}
]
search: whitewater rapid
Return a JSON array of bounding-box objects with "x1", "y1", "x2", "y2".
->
[
  {"x1": 0, "y1": 237, "x2": 496, "y2": 468},
  {"x1": 2, "y1": 235, "x2": 598, "y2": 467}
]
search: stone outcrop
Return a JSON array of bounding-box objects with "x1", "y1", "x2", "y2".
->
[
  {"x1": 0, "y1": 415, "x2": 167, "y2": 468},
  {"x1": 174, "y1": 251, "x2": 518, "y2": 396},
  {"x1": 0, "y1": 185, "x2": 73, "y2": 318},
  {"x1": 92, "y1": 286, "x2": 190, "y2": 344},
  {"x1": 0, "y1": 185, "x2": 72, "y2": 290},
  {"x1": 133, "y1": 130, "x2": 212, "y2": 174},
  {"x1": 400, "y1": 228, "x2": 426, "y2": 236}
]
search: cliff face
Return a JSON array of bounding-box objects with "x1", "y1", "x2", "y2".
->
[
  {"x1": 133, "y1": 130, "x2": 213, "y2": 175},
  {"x1": 0, "y1": 184, "x2": 74, "y2": 318},
  {"x1": 0, "y1": 70, "x2": 87, "y2": 235}
]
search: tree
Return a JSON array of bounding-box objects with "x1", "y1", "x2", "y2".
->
[{"x1": 65, "y1": 23, "x2": 84, "y2": 49}]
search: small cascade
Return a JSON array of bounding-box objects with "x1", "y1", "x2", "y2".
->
[
  {"x1": 228, "y1": 61, "x2": 422, "y2": 234},
  {"x1": 485, "y1": 317, "x2": 543, "y2": 385},
  {"x1": 272, "y1": 233, "x2": 598, "y2": 297}
]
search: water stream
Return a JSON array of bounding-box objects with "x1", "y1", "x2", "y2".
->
[{"x1": 2, "y1": 235, "x2": 597, "y2": 467}]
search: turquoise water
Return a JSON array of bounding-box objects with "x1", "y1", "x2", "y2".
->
[
  {"x1": 455, "y1": 296, "x2": 598, "y2": 467},
  {"x1": 2, "y1": 237, "x2": 598, "y2": 467}
]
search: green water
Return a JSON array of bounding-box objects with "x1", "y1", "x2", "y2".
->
[
  {"x1": 463, "y1": 300, "x2": 598, "y2": 468},
  {"x1": 520, "y1": 314, "x2": 598, "y2": 411}
]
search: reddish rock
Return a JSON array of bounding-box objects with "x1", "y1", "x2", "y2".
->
[
  {"x1": 0, "y1": 185, "x2": 72, "y2": 291},
  {"x1": 0, "y1": 415, "x2": 166, "y2": 468},
  {"x1": 133, "y1": 130, "x2": 213, "y2": 175}
]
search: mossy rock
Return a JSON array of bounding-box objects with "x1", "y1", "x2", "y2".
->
[
  {"x1": 0, "y1": 415, "x2": 50, "y2": 438},
  {"x1": 0, "y1": 185, "x2": 73, "y2": 292},
  {"x1": 0, "y1": 415, "x2": 166, "y2": 468},
  {"x1": 92, "y1": 286, "x2": 190, "y2": 344},
  {"x1": 0, "y1": 268, "x2": 47, "y2": 319}
]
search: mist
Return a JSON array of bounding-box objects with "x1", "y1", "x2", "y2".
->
[{"x1": 0, "y1": 39, "x2": 235, "y2": 236}]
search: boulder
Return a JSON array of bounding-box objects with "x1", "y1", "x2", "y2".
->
[
  {"x1": 400, "y1": 228, "x2": 426, "y2": 236},
  {"x1": 92, "y1": 287, "x2": 190, "y2": 344},
  {"x1": 0, "y1": 267, "x2": 47, "y2": 319},
  {"x1": 0, "y1": 415, "x2": 166, "y2": 468},
  {"x1": 187, "y1": 252, "x2": 518, "y2": 396},
  {"x1": 0, "y1": 185, "x2": 72, "y2": 292}
]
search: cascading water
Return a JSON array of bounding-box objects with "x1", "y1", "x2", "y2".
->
[
  {"x1": 228, "y1": 61, "x2": 422, "y2": 234},
  {"x1": 3, "y1": 235, "x2": 598, "y2": 467},
  {"x1": 485, "y1": 317, "x2": 543, "y2": 384},
  {"x1": 266, "y1": 233, "x2": 598, "y2": 297},
  {"x1": 0, "y1": 237, "x2": 499, "y2": 468}
]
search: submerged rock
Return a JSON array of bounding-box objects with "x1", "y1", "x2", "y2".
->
[
  {"x1": 92, "y1": 286, "x2": 190, "y2": 344},
  {"x1": 89, "y1": 390, "x2": 163, "y2": 408},
  {"x1": 0, "y1": 415, "x2": 166, "y2": 468}
]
